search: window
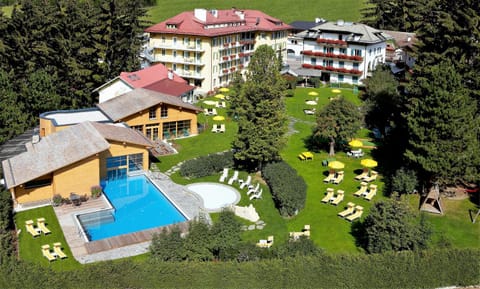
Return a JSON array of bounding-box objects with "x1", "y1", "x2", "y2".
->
[
  {"x1": 173, "y1": 37, "x2": 177, "y2": 46},
  {"x1": 161, "y1": 49, "x2": 166, "y2": 56},
  {"x1": 339, "y1": 61, "x2": 344, "y2": 68},
  {"x1": 149, "y1": 108, "x2": 156, "y2": 120},
  {"x1": 339, "y1": 48, "x2": 346, "y2": 54},
  {"x1": 161, "y1": 36, "x2": 166, "y2": 43},
  {"x1": 352, "y1": 76, "x2": 358, "y2": 84},
  {"x1": 128, "y1": 153, "x2": 143, "y2": 172},
  {"x1": 353, "y1": 63, "x2": 359, "y2": 70},
  {"x1": 212, "y1": 37, "x2": 217, "y2": 46},
  {"x1": 173, "y1": 64, "x2": 177, "y2": 71},
  {"x1": 338, "y1": 34, "x2": 343, "y2": 41},
  {"x1": 338, "y1": 74, "x2": 344, "y2": 82},
  {"x1": 173, "y1": 50, "x2": 177, "y2": 58},
  {"x1": 327, "y1": 47, "x2": 333, "y2": 53},
  {"x1": 161, "y1": 105, "x2": 168, "y2": 118},
  {"x1": 352, "y1": 49, "x2": 362, "y2": 56},
  {"x1": 24, "y1": 178, "x2": 52, "y2": 189},
  {"x1": 310, "y1": 58, "x2": 316, "y2": 65},
  {"x1": 131, "y1": 125, "x2": 143, "y2": 133},
  {"x1": 183, "y1": 37, "x2": 189, "y2": 45}
]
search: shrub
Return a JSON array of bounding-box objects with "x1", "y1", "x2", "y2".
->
[
  {"x1": 90, "y1": 185, "x2": 102, "y2": 198},
  {"x1": 52, "y1": 194, "x2": 63, "y2": 206},
  {"x1": 180, "y1": 151, "x2": 234, "y2": 178},
  {"x1": 391, "y1": 167, "x2": 418, "y2": 194},
  {"x1": 262, "y1": 161, "x2": 307, "y2": 216}
]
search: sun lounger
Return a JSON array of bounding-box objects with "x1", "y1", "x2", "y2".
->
[
  {"x1": 346, "y1": 206, "x2": 364, "y2": 222},
  {"x1": 354, "y1": 182, "x2": 368, "y2": 197},
  {"x1": 364, "y1": 184, "x2": 377, "y2": 201},
  {"x1": 41, "y1": 245, "x2": 57, "y2": 262},
  {"x1": 331, "y1": 190, "x2": 344, "y2": 206},
  {"x1": 289, "y1": 225, "x2": 311, "y2": 240},
  {"x1": 228, "y1": 170, "x2": 239, "y2": 185},
  {"x1": 26, "y1": 220, "x2": 40, "y2": 237},
  {"x1": 247, "y1": 183, "x2": 260, "y2": 196},
  {"x1": 321, "y1": 188, "x2": 335, "y2": 203},
  {"x1": 256, "y1": 236, "x2": 274, "y2": 248},
  {"x1": 323, "y1": 171, "x2": 335, "y2": 183},
  {"x1": 333, "y1": 171, "x2": 344, "y2": 184},
  {"x1": 211, "y1": 124, "x2": 219, "y2": 133},
  {"x1": 53, "y1": 242, "x2": 67, "y2": 259},
  {"x1": 37, "y1": 218, "x2": 51, "y2": 235},
  {"x1": 219, "y1": 168, "x2": 229, "y2": 182},
  {"x1": 239, "y1": 175, "x2": 252, "y2": 189},
  {"x1": 364, "y1": 171, "x2": 378, "y2": 182},
  {"x1": 219, "y1": 124, "x2": 225, "y2": 133},
  {"x1": 250, "y1": 189, "x2": 263, "y2": 200},
  {"x1": 355, "y1": 170, "x2": 369, "y2": 180},
  {"x1": 338, "y1": 202, "x2": 355, "y2": 217}
]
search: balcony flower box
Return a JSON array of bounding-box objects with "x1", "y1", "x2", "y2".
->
[
  {"x1": 302, "y1": 63, "x2": 314, "y2": 69},
  {"x1": 316, "y1": 38, "x2": 326, "y2": 43},
  {"x1": 338, "y1": 54, "x2": 349, "y2": 59},
  {"x1": 230, "y1": 55, "x2": 236, "y2": 59},
  {"x1": 314, "y1": 65, "x2": 324, "y2": 70},
  {"x1": 302, "y1": 50, "x2": 314, "y2": 56},
  {"x1": 314, "y1": 51, "x2": 325, "y2": 57},
  {"x1": 325, "y1": 66, "x2": 335, "y2": 71},
  {"x1": 238, "y1": 64, "x2": 244, "y2": 69},
  {"x1": 223, "y1": 43, "x2": 229, "y2": 47},
  {"x1": 350, "y1": 69, "x2": 362, "y2": 75},
  {"x1": 336, "y1": 68, "x2": 349, "y2": 74},
  {"x1": 222, "y1": 56, "x2": 229, "y2": 61},
  {"x1": 325, "y1": 52, "x2": 336, "y2": 58},
  {"x1": 239, "y1": 53, "x2": 245, "y2": 57},
  {"x1": 223, "y1": 69, "x2": 228, "y2": 74},
  {"x1": 230, "y1": 67, "x2": 236, "y2": 72},
  {"x1": 349, "y1": 55, "x2": 363, "y2": 61}
]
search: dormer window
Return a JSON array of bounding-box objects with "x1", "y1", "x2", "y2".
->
[{"x1": 166, "y1": 24, "x2": 177, "y2": 29}]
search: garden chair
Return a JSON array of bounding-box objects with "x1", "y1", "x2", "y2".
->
[
  {"x1": 228, "y1": 170, "x2": 239, "y2": 185},
  {"x1": 41, "y1": 245, "x2": 57, "y2": 262},
  {"x1": 37, "y1": 218, "x2": 51, "y2": 235},
  {"x1": 247, "y1": 183, "x2": 260, "y2": 196},
  {"x1": 219, "y1": 168, "x2": 229, "y2": 182},
  {"x1": 364, "y1": 184, "x2": 377, "y2": 201},
  {"x1": 330, "y1": 190, "x2": 344, "y2": 206},
  {"x1": 53, "y1": 242, "x2": 67, "y2": 259},
  {"x1": 333, "y1": 171, "x2": 344, "y2": 184},
  {"x1": 289, "y1": 225, "x2": 311, "y2": 240},
  {"x1": 338, "y1": 202, "x2": 355, "y2": 218},
  {"x1": 355, "y1": 170, "x2": 369, "y2": 180},
  {"x1": 256, "y1": 236, "x2": 274, "y2": 248},
  {"x1": 346, "y1": 206, "x2": 364, "y2": 222},
  {"x1": 25, "y1": 220, "x2": 40, "y2": 238},
  {"x1": 323, "y1": 171, "x2": 335, "y2": 183},
  {"x1": 354, "y1": 182, "x2": 368, "y2": 197},
  {"x1": 211, "y1": 124, "x2": 219, "y2": 133},
  {"x1": 219, "y1": 124, "x2": 225, "y2": 133},
  {"x1": 321, "y1": 188, "x2": 335, "y2": 203},
  {"x1": 364, "y1": 171, "x2": 378, "y2": 182},
  {"x1": 239, "y1": 175, "x2": 252, "y2": 189},
  {"x1": 250, "y1": 189, "x2": 263, "y2": 200}
]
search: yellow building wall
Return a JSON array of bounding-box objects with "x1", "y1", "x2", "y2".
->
[
  {"x1": 13, "y1": 175, "x2": 54, "y2": 204},
  {"x1": 53, "y1": 155, "x2": 100, "y2": 199},
  {"x1": 39, "y1": 118, "x2": 73, "y2": 137},
  {"x1": 99, "y1": 141, "x2": 150, "y2": 180}
]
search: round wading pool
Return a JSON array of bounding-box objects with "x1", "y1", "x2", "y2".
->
[{"x1": 186, "y1": 182, "x2": 241, "y2": 212}]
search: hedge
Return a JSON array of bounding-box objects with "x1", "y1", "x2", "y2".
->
[
  {"x1": 262, "y1": 161, "x2": 307, "y2": 216},
  {"x1": 1, "y1": 249, "x2": 478, "y2": 288},
  {"x1": 180, "y1": 151, "x2": 234, "y2": 178}
]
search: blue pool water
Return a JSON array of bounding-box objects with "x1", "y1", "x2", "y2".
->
[{"x1": 79, "y1": 175, "x2": 186, "y2": 241}]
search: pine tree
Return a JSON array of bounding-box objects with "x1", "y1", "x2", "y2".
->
[
  {"x1": 232, "y1": 45, "x2": 288, "y2": 170},
  {"x1": 404, "y1": 62, "x2": 480, "y2": 184}
]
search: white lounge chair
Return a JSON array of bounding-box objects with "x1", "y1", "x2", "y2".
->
[
  {"x1": 256, "y1": 235, "x2": 274, "y2": 248},
  {"x1": 364, "y1": 170, "x2": 378, "y2": 182},
  {"x1": 219, "y1": 168, "x2": 229, "y2": 182},
  {"x1": 354, "y1": 182, "x2": 368, "y2": 197},
  {"x1": 53, "y1": 242, "x2": 67, "y2": 259},
  {"x1": 250, "y1": 188, "x2": 262, "y2": 200},
  {"x1": 364, "y1": 184, "x2": 377, "y2": 201},
  {"x1": 321, "y1": 188, "x2": 335, "y2": 203},
  {"x1": 37, "y1": 218, "x2": 51, "y2": 235},
  {"x1": 333, "y1": 171, "x2": 344, "y2": 184},
  {"x1": 289, "y1": 225, "x2": 311, "y2": 240},
  {"x1": 330, "y1": 190, "x2": 344, "y2": 206},
  {"x1": 346, "y1": 206, "x2": 364, "y2": 222},
  {"x1": 323, "y1": 171, "x2": 335, "y2": 183},
  {"x1": 211, "y1": 124, "x2": 219, "y2": 133},
  {"x1": 26, "y1": 220, "x2": 40, "y2": 237},
  {"x1": 247, "y1": 183, "x2": 260, "y2": 195},
  {"x1": 41, "y1": 245, "x2": 56, "y2": 262},
  {"x1": 239, "y1": 175, "x2": 252, "y2": 189},
  {"x1": 338, "y1": 202, "x2": 355, "y2": 218},
  {"x1": 228, "y1": 170, "x2": 239, "y2": 185},
  {"x1": 219, "y1": 124, "x2": 226, "y2": 133}
]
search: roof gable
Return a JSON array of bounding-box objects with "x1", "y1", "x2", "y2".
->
[{"x1": 119, "y1": 63, "x2": 186, "y2": 88}]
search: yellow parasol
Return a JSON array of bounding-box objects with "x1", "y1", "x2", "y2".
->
[
  {"x1": 360, "y1": 159, "x2": 378, "y2": 168},
  {"x1": 332, "y1": 89, "x2": 341, "y2": 94},
  {"x1": 219, "y1": 87, "x2": 230, "y2": 93},
  {"x1": 328, "y1": 160, "x2": 345, "y2": 170},
  {"x1": 308, "y1": 91, "x2": 319, "y2": 96},
  {"x1": 348, "y1": 139, "x2": 363, "y2": 148},
  {"x1": 214, "y1": 94, "x2": 225, "y2": 99},
  {"x1": 213, "y1": 116, "x2": 225, "y2": 121}
]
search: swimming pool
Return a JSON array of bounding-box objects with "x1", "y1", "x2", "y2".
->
[{"x1": 78, "y1": 175, "x2": 186, "y2": 241}]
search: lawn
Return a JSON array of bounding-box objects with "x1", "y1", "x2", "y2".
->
[
  {"x1": 16, "y1": 86, "x2": 479, "y2": 268},
  {"x1": 146, "y1": 0, "x2": 364, "y2": 24}
]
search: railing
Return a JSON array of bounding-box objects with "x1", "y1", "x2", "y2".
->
[
  {"x1": 301, "y1": 63, "x2": 362, "y2": 75},
  {"x1": 302, "y1": 50, "x2": 363, "y2": 62},
  {"x1": 316, "y1": 38, "x2": 347, "y2": 46}
]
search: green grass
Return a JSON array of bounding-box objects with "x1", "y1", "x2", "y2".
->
[
  {"x1": 15, "y1": 206, "x2": 80, "y2": 270},
  {"x1": 146, "y1": 0, "x2": 364, "y2": 24}
]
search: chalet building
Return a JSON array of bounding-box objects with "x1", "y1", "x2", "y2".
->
[
  {"x1": 295, "y1": 19, "x2": 391, "y2": 85},
  {"x1": 94, "y1": 63, "x2": 197, "y2": 103},
  {"x1": 143, "y1": 8, "x2": 291, "y2": 93},
  {"x1": 2, "y1": 122, "x2": 153, "y2": 206}
]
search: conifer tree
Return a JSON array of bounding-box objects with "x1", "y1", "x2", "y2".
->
[{"x1": 232, "y1": 45, "x2": 288, "y2": 170}]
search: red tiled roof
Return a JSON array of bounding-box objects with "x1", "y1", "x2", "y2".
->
[
  {"x1": 145, "y1": 9, "x2": 291, "y2": 36},
  {"x1": 144, "y1": 78, "x2": 195, "y2": 96},
  {"x1": 119, "y1": 63, "x2": 186, "y2": 88}
]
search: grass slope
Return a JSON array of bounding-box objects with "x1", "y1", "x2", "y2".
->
[{"x1": 147, "y1": 0, "x2": 364, "y2": 24}]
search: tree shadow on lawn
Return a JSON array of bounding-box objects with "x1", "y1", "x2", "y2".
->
[{"x1": 350, "y1": 220, "x2": 367, "y2": 251}]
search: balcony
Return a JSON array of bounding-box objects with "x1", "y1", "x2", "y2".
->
[
  {"x1": 301, "y1": 50, "x2": 363, "y2": 62},
  {"x1": 316, "y1": 38, "x2": 347, "y2": 47},
  {"x1": 152, "y1": 42, "x2": 204, "y2": 52},
  {"x1": 301, "y1": 63, "x2": 362, "y2": 75},
  {"x1": 154, "y1": 56, "x2": 204, "y2": 66},
  {"x1": 176, "y1": 70, "x2": 204, "y2": 79}
]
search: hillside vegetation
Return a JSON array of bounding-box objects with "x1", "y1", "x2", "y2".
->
[{"x1": 147, "y1": 0, "x2": 364, "y2": 24}]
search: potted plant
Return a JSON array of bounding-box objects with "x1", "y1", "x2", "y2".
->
[
  {"x1": 90, "y1": 185, "x2": 103, "y2": 199},
  {"x1": 52, "y1": 194, "x2": 63, "y2": 207}
]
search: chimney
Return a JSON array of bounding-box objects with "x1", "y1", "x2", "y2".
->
[
  {"x1": 336, "y1": 19, "x2": 344, "y2": 26},
  {"x1": 210, "y1": 9, "x2": 218, "y2": 18},
  {"x1": 167, "y1": 69, "x2": 174, "y2": 80},
  {"x1": 194, "y1": 8, "x2": 207, "y2": 22}
]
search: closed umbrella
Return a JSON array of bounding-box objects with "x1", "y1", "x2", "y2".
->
[
  {"x1": 328, "y1": 161, "x2": 345, "y2": 170},
  {"x1": 361, "y1": 159, "x2": 378, "y2": 168},
  {"x1": 219, "y1": 87, "x2": 230, "y2": 93}
]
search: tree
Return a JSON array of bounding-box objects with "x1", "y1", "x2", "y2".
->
[
  {"x1": 404, "y1": 62, "x2": 480, "y2": 184},
  {"x1": 391, "y1": 167, "x2": 418, "y2": 195},
  {"x1": 0, "y1": 70, "x2": 29, "y2": 143},
  {"x1": 149, "y1": 226, "x2": 185, "y2": 261},
  {"x1": 361, "y1": 0, "x2": 418, "y2": 31},
  {"x1": 209, "y1": 210, "x2": 242, "y2": 260},
  {"x1": 183, "y1": 220, "x2": 213, "y2": 261},
  {"x1": 312, "y1": 97, "x2": 361, "y2": 156},
  {"x1": 232, "y1": 45, "x2": 288, "y2": 170},
  {"x1": 360, "y1": 198, "x2": 431, "y2": 254}
]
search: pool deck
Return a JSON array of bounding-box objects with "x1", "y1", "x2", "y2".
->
[{"x1": 53, "y1": 171, "x2": 205, "y2": 263}]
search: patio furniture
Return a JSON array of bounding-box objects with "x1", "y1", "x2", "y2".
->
[
  {"x1": 303, "y1": 108, "x2": 316, "y2": 115},
  {"x1": 330, "y1": 190, "x2": 344, "y2": 206},
  {"x1": 41, "y1": 245, "x2": 57, "y2": 262},
  {"x1": 37, "y1": 218, "x2": 51, "y2": 235},
  {"x1": 218, "y1": 124, "x2": 226, "y2": 133},
  {"x1": 247, "y1": 183, "x2": 260, "y2": 196},
  {"x1": 289, "y1": 225, "x2": 311, "y2": 240},
  {"x1": 219, "y1": 168, "x2": 229, "y2": 182},
  {"x1": 239, "y1": 175, "x2": 252, "y2": 189},
  {"x1": 321, "y1": 188, "x2": 335, "y2": 203},
  {"x1": 323, "y1": 171, "x2": 335, "y2": 183},
  {"x1": 70, "y1": 193, "x2": 81, "y2": 206},
  {"x1": 333, "y1": 171, "x2": 344, "y2": 184},
  {"x1": 346, "y1": 206, "x2": 364, "y2": 222},
  {"x1": 302, "y1": 151, "x2": 314, "y2": 160},
  {"x1": 250, "y1": 189, "x2": 263, "y2": 200},
  {"x1": 338, "y1": 202, "x2": 355, "y2": 218},
  {"x1": 53, "y1": 242, "x2": 67, "y2": 259},
  {"x1": 364, "y1": 184, "x2": 377, "y2": 201},
  {"x1": 354, "y1": 182, "x2": 368, "y2": 197},
  {"x1": 364, "y1": 170, "x2": 378, "y2": 182},
  {"x1": 211, "y1": 124, "x2": 219, "y2": 133},
  {"x1": 25, "y1": 220, "x2": 40, "y2": 237},
  {"x1": 256, "y1": 235, "x2": 274, "y2": 248},
  {"x1": 298, "y1": 154, "x2": 306, "y2": 161},
  {"x1": 228, "y1": 170, "x2": 239, "y2": 185},
  {"x1": 355, "y1": 170, "x2": 369, "y2": 180}
]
